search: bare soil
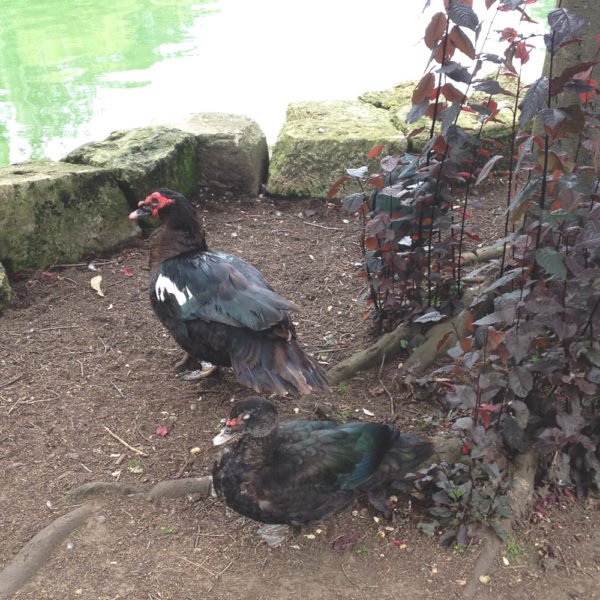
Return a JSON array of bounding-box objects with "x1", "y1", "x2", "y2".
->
[{"x1": 1, "y1": 185, "x2": 599, "y2": 600}]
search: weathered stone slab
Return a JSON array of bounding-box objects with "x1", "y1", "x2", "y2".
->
[
  {"x1": 361, "y1": 79, "x2": 516, "y2": 153},
  {"x1": 163, "y1": 113, "x2": 269, "y2": 195},
  {"x1": 0, "y1": 262, "x2": 10, "y2": 310},
  {"x1": 0, "y1": 161, "x2": 137, "y2": 271},
  {"x1": 267, "y1": 100, "x2": 407, "y2": 199},
  {"x1": 63, "y1": 126, "x2": 198, "y2": 205}
]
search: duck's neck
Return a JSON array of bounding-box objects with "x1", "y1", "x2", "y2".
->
[
  {"x1": 150, "y1": 216, "x2": 208, "y2": 270},
  {"x1": 240, "y1": 429, "x2": 278, "y2": 464}
]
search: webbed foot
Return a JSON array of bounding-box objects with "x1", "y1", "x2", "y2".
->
[
  {"x1": 179, "y1": 361, "x2": 218, "y2": 381},
  {"x1": 255, "y1": 523, "x2": 289, "y2": 548}
]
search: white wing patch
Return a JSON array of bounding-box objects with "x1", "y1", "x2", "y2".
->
[{"x1": 155, "y1": 273, "x2": 191, "y2": 306}]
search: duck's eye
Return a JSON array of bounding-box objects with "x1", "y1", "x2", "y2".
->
[{"x1": 150, "y1": 197, "x2": 159, "y2": 206}]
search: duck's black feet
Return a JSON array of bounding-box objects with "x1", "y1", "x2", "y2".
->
[
  {"x1": 255, "y1": 523, "x2": 289, "y2": 548},
  {"x1": 173, "y1": 352, "x2": 194, "y2": 371},
  {"x1": 179, "y1": 361, "x2": 218, "y2": 381}
]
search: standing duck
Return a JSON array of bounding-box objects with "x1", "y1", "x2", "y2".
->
[
  {"x1": 129, "y1": 189, "x2": 328, "y2": 397},
  {"x1": 212, "y1": 397, "x2": 433, "y2": 525}
]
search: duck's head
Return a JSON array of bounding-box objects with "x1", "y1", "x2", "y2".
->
[
  {"x1": 129, "y1": 189, "x2": 196, "y2": 226},
  {"x1": 213, "y1": 397, "x2": 279, "y2": 446}
]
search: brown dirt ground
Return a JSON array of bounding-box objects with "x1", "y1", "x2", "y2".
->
[{"x1": 1, "y1": 184, "x2": 599, "y2": 600}]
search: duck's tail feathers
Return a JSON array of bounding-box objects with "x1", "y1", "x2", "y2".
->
[
  {"x1": 231, "y1": 337, "x2": 329, "y2": 397},
  {"x1": 366, "y1": 432, "x2": 434, "y2": 489}
]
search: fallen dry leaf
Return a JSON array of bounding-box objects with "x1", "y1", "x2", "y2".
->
[
  {"x1": 331, "y1": 533, "x2": 358, "y2": 550},
  {"x1": 90, "y1": 275, "x2": 104, "y2": 297}
]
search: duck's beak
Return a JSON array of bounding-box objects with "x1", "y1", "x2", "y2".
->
[
  {"x1": 213, "y1": 425, "x2": 237, "y2": 446},
  {"x1": 128, "y1": 204, "x2": 153, "y2": 220}
]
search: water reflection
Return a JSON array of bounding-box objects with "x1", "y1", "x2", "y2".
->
[
  {"x1": 0, "y1": 0, "x2": 553, "y2": 168},
  {"x1": 0, "y1": 0, "x2": 216, "y2": 166}
]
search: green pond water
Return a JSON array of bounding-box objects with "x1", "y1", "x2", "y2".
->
[{"x1": 0, "y1": 0, "x2": 555, "y2": 168}]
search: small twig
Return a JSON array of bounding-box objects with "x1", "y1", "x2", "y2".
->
[
  {"x1": 49, "y1": 259, "x2": 116, "y2": 269},
  {"x1": 377, "y1": 352, "x2": 395, "y2": 416},
  {"x1": 555, "y1": 544, "x2": 571, "y2": 577},
  {"x1": 7, "y1": 398, "x2": 52, "y2": 415},
  {"x1": 216, "y1": 559, "x2": 234, "y2": 579},
  {"x1": 104, "y1": 279, "x2": 127, "y2": 291},
  {"x1": 102, "y1": 426, "x2": 149, "y2": 457},
  {"x1": 303, "y1": 221, "x2": 343, "y2": 231},
  {"x1": 25, "y1": 325, "x2": 80, "y2": 334},
  {"x1": 340, "y1": 561, "x2": 357, "y2": 586},
  {"x1": 181, "y1": 556, "x2": 217, "y2": 577},
  {"x1": 0, "y1": 373, "x2": 24, "y2": 390},
  {"x1": 111, "y1": 381, "x2": 125, "y2": 398},
  {"x1": 7, "y1": 400, "x2": 21, "y2": 416}
]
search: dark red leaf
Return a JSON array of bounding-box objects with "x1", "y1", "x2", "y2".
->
[
  {"x1": 327, "y1": 176, "x2": 350, "y2": 200},
  {"x1": 408, "y1": 126, "x2": 426, "y2": 138},
  {"x1": 368, "y1": 144, "x2": 384, "y2": 160},
  {"x1": 332, "y1": 533, "x2": 358, "y2": 550},
  {"x1": 437, "y1": 331, "x2": 453, "y2": 351},
  {"x1": 480, "y1": 409, "x2": 491, "y2": 429},
  {"x1": 367, "y1": 176, "x2": 385, "y2": 190},
  {"x1": 413, "y1": 73, "x2": 436, "y2": 105},
  {"x1": 465, "y1": 310, "x2": 474, "y2": 333},
  {"x1": 425, "y1": 12, "x2": 447, "y2": 50}
]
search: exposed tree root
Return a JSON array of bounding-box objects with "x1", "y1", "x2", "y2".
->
[
  {"x1": 463, "y1": 450, "x2": 537, "y2": 598},
  {"x1": 0, "y1": 504, "x2": 96, "y2": 600},
  {"x1": 328, "y1": 288, "x2": 492, "y2": 384},
  {"x1": 327, "y1": 324, "x2": 409, "y2": 384},
  {"x1": 460, "y1": 245, "x2": 504, "y2": 267},
  {"x1": 0, "y1": 476, "x2": 214, "y2": 599}
]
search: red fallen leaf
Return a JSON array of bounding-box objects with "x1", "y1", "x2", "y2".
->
[
  {"x1": 393, "y1": 539, "x2": 405, "y2": 547},
  {"x1": 43, "y1": 271, "x2": 55, "y2": 277},
  {"x1": 122, "y1": 267, "x2": 134, "y2": 277},
  {"x1": 156, "y1": 426, "x2": 168, "y2": 437},
  {"x1": 332, "y1": 533, "x2": 358, "y2": 550}
]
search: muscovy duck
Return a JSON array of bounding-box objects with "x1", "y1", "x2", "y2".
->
[
  {"x1": 129, "y1": 189, "x2": 328, "y2": 397},
  {"x1": 212, "y1": 397, "x2": 433, "y2": 525}
]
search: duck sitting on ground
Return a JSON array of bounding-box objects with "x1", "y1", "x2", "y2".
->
[
  {"x1": 129, "y1": 189, "x2": 329, "y2": 397},
  {"x1": 212, "y1": 397, "x2": 433, "y2": 526}
]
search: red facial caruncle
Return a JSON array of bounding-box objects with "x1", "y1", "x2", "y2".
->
[{"x1": 140, "y1": 191, "x2": 174, "y2": 217}]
